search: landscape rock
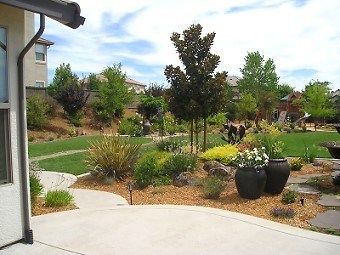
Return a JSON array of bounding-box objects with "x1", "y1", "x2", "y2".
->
[
  {"x1": 203, "y1": 161, "x2": 225, "y2": 172},
  {"x1": 308, "y1": 210, "x2": 340, "y2": 230},
  {"x1": 173, "y1": 172, "x2": 196, "y2": 187},
  {"x1": 209, "y1": 166, "x2": 235, "y2": 180}
]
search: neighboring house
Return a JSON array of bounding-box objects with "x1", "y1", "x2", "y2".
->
[
  {"x1": 226, "y1": 75, "x2": 240, "y2": 101},
  {"x1": 278, "y1": 91, "x2": 302, "y2": 122},
  {"x1": 86, "y1": 73, "x2": 146, "y2": 94},
  {"x1": 23, "y1": 11, "x2": 54, "y2": 88},
  {"x1": 0, "y1": 0, "x2": 84, "y2": 248},
  {"x1": 331, "y1": 89, "x2": 340, "y2": 110}
]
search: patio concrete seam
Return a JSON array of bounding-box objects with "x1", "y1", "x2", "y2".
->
[
  {"x1": 80, "y1": 205, "x2": 340, "y2": 246},
  {"x1": 35, "y1": 240, "x2": 88, "y2": 255}
]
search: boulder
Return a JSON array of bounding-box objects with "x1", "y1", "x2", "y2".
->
[
  {"x1": 209, "y1": 166, "x2": 235, "y2": 180},
  {"x1": 203, "y1": 161, "x2": 225, "y2": 172},
  {"x1": 173, "y1": 172, "x2": 196, "y2": 187}
]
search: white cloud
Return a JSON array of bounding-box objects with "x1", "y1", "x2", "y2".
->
[{"x1": 39, "y1": 0, "x2": 340, "y2": 90}]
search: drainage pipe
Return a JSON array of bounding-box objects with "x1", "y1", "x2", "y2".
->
[{"x1": 17, "y1": 13, "x2": 45, "y2": 245}]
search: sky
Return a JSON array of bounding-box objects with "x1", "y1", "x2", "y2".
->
[{"x1": 38, "y1": 0, "x2": 340, "y2": 91}]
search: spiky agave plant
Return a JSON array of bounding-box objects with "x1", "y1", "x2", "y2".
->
[{"x1": 87, "y1": 136, "x2": 141, "y2": 180}]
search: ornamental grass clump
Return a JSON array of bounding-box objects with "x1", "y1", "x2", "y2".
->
[
  {"x1": 232, "y1": 147, "x2": 269, "y2": 169},
  {"x1": 199, "y1": 144, "x2": 238, "y2": 165},
  {"x1": 87, "y1": 136, "x2": 141, "y2": 180},
  {"x1": 45, "y1": 189, "x2": 74, "y2": 207},
  {"x1": 202, "y1": 176, "x2": 226, "y2": 199}
]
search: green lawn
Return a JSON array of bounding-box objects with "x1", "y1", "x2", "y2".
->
[
  {"x1": 277, "y1": 131, "x2": 339, "y2": 157},
  {"x1": 39, "y1": 152, "x2": 90, "y2": 176},
  {"x1": 29, "y1": 136, "x2": 152, "y2": 157},
  {"x1": 36, "y1": 131, "x2": 339, "y2": 175},
  {"x1": 38, "y1": 142, "x2": 157, "y2": 175}
]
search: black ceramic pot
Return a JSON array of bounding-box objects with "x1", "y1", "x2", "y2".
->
[
  {"x1": 264, "y1": 159, "x2": 290, "y2": 194},
  {"x1": 235, "y1": 167, "x2": 267, "y2": 199}
]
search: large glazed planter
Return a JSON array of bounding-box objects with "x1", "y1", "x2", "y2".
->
[
  {"x1": 319, "y1": 142, "x2": 340, "y2": 159},
  {"x1": 264, "y1": 159, "x2": 290, "y2": 194},
  {"x1": 235, "y1": 167, "x2": 267, "y2": 199}
]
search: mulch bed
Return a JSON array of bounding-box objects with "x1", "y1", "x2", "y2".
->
[
  {"x1": 33, "y1": 162, "x2": 336, "y2": 230},
  {"x1": 32, "y1": 197, "x2": 78, "y2": 216}
]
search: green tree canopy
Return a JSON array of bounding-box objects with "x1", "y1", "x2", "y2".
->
[
  {"x1": 93, "y1": 63, "x2": 133, "y2": 124},
  {"x1": 165, "y1": 24, "x2": 228, "y2": 151},
  {"x1": 277, "y1": 83, "x2": 294, "y2": 99},
  {"x1": 299, "y1": 80, "x2": 335, "y2": 121},
  {"x1": 236, "y1": 92, "x2": 258, "y2": 121},
  {"x1": 86, "y1": 73, "x2": 102, "y2": 91},
  {"x1": 48, "y1": 63, "x2": 89, "y2": 125},
  {"x1": 238, "y1": 51, "x2": 279, "y2": 119}
]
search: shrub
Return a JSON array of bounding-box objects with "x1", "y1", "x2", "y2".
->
[
  {"x1": 163, "y1": 153, "x2": 198, "y2": 177},
  {"x1": 28, "y1": 135, "x2": 35, "y2": 142},
  {"x1": 282, "y1": 190, "x2": 297, "y2": 204},
  {"x1": 68, "y1": 125, "x2": 77, "y2": 137},
  {"x1": 48, "y1": 136, "x2": 54, "y2": 142},
  {"x1": 271, "y1": 207, "x2": 295, "y2": 218},
  {"x1": 152, "y1": 176, "x2": 173, "y2": 186},
  {"x1": 29, "y1": 172, "x2": 43, "y2": 207},
  {"x1": 199, "y1": 144, "x2": 239, "y2": 165},
  {"x1": 45, "y1": 189, "x2": 74, "y2": 207},
  {"x1": 290, "y1": 158, "x2": 303, "y2": 171},
  {"x1": 26, "y1": 95, "x2": 50, "y2": 130},
  {"x1": 134, "y1": 151, "x2": 169, "y2": 188},
  {"x1": 156, "y1": 138, "x2": 186, "y2": 152},
  {"x1": 202, "y1": 177, "x2": 226, "y2": 199},
  {"x1": 118, "y1": 115, "x2": 143, "y2": 137},
  {"x1": 207, "y1": 112, "x2": 227, "y2": 127},
  {"x1": 87, "y1": 136, "x2": 141, "y2": 180}
]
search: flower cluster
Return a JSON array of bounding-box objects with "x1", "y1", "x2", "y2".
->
[{"x1": 232, "y1": 147, "x2": 269, "y2": 169}]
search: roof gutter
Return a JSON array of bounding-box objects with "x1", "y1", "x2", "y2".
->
[
  {"x1": 17, "y1": 14, "x2": 45, "y2": 245},
  {"x1": 0, "y1": 0, "x2": 85, "y2": 29}
]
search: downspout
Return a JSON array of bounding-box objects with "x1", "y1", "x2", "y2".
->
[{"x1": 17, "y1": 13, "x2": 45, "y2": 245}]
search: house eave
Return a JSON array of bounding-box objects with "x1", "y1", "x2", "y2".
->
[{"x1": 0, "y1": 0, "x2": 85, "y2": 29}]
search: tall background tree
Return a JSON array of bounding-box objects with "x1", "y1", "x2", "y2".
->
[
  {"x1": 277, "y1": 83, "x2": 294, "y2": 99},
  {"x1": 299, "y1": 80, "x2": 335, "y2": 123},
  {"x1": 138, "y1": 83, "x2": 167, "y2": 121},
  {"x1": 93, "y1": 63, "x2": 133, "y2": 125},
  {"x1": 237, "y1": 51, "x2": 279, "y2": 122},
  {"x1": 236, "y1": 92, "x2": 258, "y2": 121},
  {"x1": 165, "y1": 24, "x2": 228, "y2": 152},
  {"x1": 48, "y1": 63, "x2": 89, "y2": 126}
]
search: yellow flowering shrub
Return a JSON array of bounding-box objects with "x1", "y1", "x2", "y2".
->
[{"x1": 199, "y1": 144, "x2": 238, "y2": 165}]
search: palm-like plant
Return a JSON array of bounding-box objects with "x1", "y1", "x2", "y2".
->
[{"x1": 87, "y1": 136, "x2": 141, "y2": 180}]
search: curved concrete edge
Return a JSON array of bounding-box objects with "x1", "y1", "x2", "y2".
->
[
  {"x1": 31, "y1": 204, "x2": 340, "y2": 244},
  {"x1": 69, "y1": 188, "x2": 128, "y2": 209},
  {"x1": 3, "y1": 205, "x2": 340, "y2": 255}
]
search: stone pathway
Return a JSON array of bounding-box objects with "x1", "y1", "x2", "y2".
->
[
  {"x1": 29, "y1": 149, "x2": 86, "y2": 163},
  {"x1": 286, "y1": 171, "x2": 340, "y2": 230},
  {"x1": 317, "y1": 194, "x2": 340, "y2": 207},
  {"x1": 308, "y1": 210, "x2": 340, "y2": 230}
]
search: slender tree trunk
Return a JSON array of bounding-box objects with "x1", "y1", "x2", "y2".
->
[
  {"x1": 195, "y1": 118, "x2": 199, "y2": 154},
  {"x1": 190, "y1": 119, "x2": 194, "y2": 153},
  {"x1": 203, "y1": 117, "x2": 207, "y2": 152}
]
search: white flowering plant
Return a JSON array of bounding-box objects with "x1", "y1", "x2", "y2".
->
[{"x1": 232, "y1": 147, "x2": 269, "y2": 169}]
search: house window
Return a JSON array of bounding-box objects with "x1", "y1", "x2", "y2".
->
[
  {"x1": 0, "y1": 27, "x2": 11, "y2": 185},
  {"x1": 0, "y1": 27, "x2": 8, "y2": 103},
  {"x1": 35, "y1": 43, "x2": 45, "y2": 62},
  {"x1": 0, "y1": 110, "x2": 10, "y2": 184},
  {"x1": 35, "y1": 81, "x2": 45, "y2": 88}
]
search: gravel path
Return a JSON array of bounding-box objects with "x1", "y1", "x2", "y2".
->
[{"x1": 29, "y1": 149, "x2": 86, "y2": 163}]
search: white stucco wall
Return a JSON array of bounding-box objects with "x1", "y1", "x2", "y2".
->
[{"x1": 0, "y1": 4, "x2": 27, "y2": 248}]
